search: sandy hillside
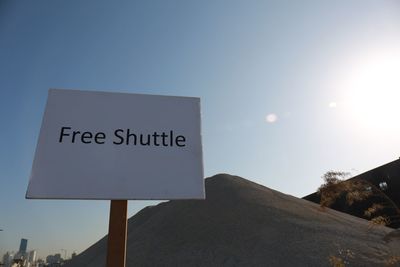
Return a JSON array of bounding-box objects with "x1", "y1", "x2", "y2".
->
[{"x1": 64, "y1": 174, "x2": 400, "y2": 267}]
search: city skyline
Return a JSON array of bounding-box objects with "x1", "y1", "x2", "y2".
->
[{"x1": 1, "y1": 0, "x2": 400, "y2": 258}]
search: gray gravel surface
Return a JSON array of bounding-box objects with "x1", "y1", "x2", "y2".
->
[{"x1": 64, "y1": 174, "x2": 400, "y2": 267}]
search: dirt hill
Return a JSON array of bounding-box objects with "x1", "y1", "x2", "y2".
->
[{"x1": 64, "y1": 174, "x2": 400, "y2": 266}]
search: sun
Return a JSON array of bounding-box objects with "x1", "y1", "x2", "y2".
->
[{"x1": 338, "y1": 47, "x2": 400, "y2": 133}]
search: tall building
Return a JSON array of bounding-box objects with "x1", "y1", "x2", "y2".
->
[
  {"x1": 2, "y1": 252, "x2": 14, "y2": 267},
  {"x1": 28, "y1": 250, "x2": 37, "y2": 263},
  {"x1": 19, "y1": 238, "x2": 28, "y2": 253}
]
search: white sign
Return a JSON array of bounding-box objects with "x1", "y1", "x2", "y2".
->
[{"x1": 26, "y1": 89, "x2": 204, "y2": 200}]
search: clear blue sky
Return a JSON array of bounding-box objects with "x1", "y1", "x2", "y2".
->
[{"x1": 1, "y1": 0, "x2": 400, "y2": 259}]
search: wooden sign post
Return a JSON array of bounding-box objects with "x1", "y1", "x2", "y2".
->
[{"x1": 106, "y1": 200, "x2": 128, "y2": 267}]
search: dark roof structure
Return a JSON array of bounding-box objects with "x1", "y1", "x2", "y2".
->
[{"x1": 304, "y1": 159, "x2": 400, "y2": 228}]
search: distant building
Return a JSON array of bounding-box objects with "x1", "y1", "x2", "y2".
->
[
  {"x1": 304, "y1": 158, "x2": 400, "y2": 228},
  {"x1": 35, "y1": 258, "x2": 46, "y2": 267},
  {"x1": 18, "y1": 239, "x2": 28, "y2": 254},
  {"x1": 27, "y1": 250, "x2": 36, "y2": 263},
  {"x1": 2, "y1": 249, "x2": 37, "y2": 267},
  {"x1": 46, "y1": 253, "x2": 62, "y2": 266},
  {"x1": 2, "y1": 252, "x2": 14, "y2": 267}
]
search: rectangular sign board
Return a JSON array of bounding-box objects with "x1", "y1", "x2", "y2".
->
[{"x1": 26, "y1": 89, "x2": 204, "y2": 200}]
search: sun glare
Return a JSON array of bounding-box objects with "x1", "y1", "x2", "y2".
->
[{"x1": 339, "y1": 47, "x2": 400, "y2": 133}]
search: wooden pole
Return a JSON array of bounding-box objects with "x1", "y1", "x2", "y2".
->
[{"x1": 106, "y1": 200, "x2": 128, "y2": 267}]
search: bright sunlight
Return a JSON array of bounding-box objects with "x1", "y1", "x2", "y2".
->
[{"x1": 338, "y1": 46, "x2": 400, "y2": 133}]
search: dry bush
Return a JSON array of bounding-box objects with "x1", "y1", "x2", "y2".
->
[
  {"x1": 328, "y1": 246, "x2": 355, "y2": 266},
  {"x1": 329, "y1": 255, "x2": 345, "y2": 267},
  {"x1": 318, "y1": 171, "x2": 372, "y2": 208},
  {"x1": 318, "y1": 171, "x2": 350, "y2": 207},
  {"x1": 318, "y1": 171, "x2": 400, "y2": 229},
  {"x1": 364, "y1": 203, "x2": 384, "y2": 218},
  {"x1": 368, "y1": 216, "x2": 391, "y2": 230},
  {"x1": 385, "y1": 255, "x2": 400, "y2": 266}
]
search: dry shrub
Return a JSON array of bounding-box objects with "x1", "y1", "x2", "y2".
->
[
  {"x1": 318, "y1": 171, "x2": 351, "y2": 207},
  {"x1": 329, "y1": 255, "x2": 345, "y2": 267},
  {"x1": 364, "y1": 204, "x2": 384, "y2": 218},
  {"x1": 318, "y1": 171, "x2": 373, "y2": 208},
  {"x1": 368, "y1": 216, "x2": 391, "y2": 229},
  {"x1": 318, "y1": 171, "x2": 400, "y2": 228},
  {"x1": 385, "y1": 255, "x2": 400, "y2": 266},
  {"x1": 328, "y1": 247, "x2": 355, "y2": 266}
]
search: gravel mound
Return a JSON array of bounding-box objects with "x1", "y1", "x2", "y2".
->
[{"x1": 65, "y1": 174, "x2": 400, "y2": 267}]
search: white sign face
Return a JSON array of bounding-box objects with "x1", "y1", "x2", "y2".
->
[{"x1": 26, "y1": 89, "x2": 204, "y2": 200}]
